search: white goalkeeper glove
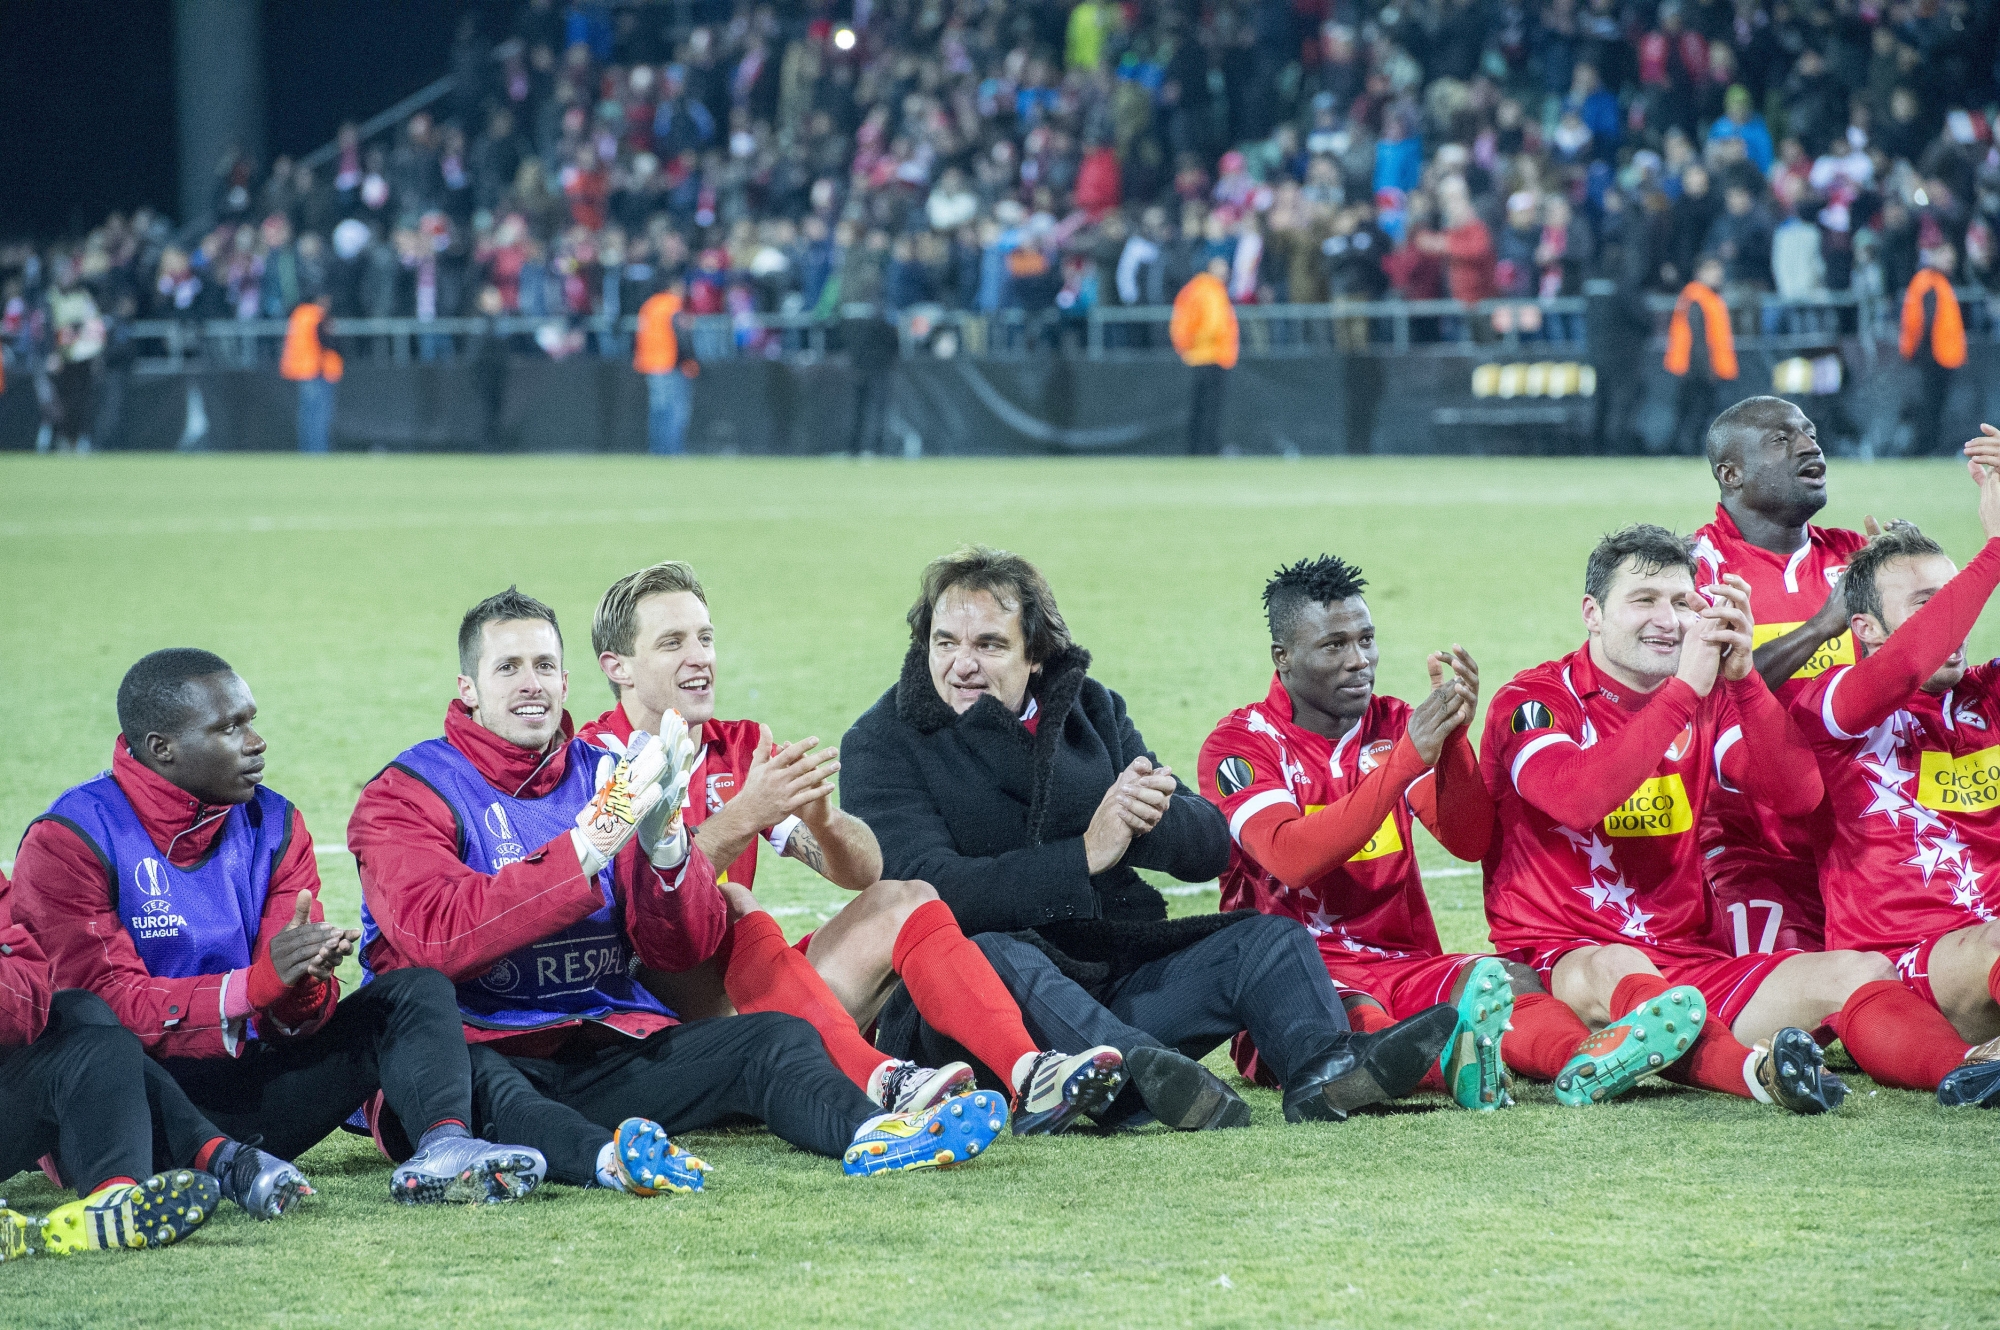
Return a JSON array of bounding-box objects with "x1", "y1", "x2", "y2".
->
[
  {"x1": 573, "y1": 732, "x2": 671, "y2": 866},
  {"x1": 636, "y1": 710, "x2": 702, "y2": 871}
]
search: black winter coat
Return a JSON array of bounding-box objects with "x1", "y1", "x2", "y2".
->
[{"x1": 842, "y1": 642, "x2": 1240, "y2": 981}]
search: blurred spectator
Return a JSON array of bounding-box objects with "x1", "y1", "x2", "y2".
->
[{"x1": 5, "y1": 0, "x2": 1998, "y2": 371}]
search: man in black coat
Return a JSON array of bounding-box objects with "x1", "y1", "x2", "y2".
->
[{"x1": 842, "y1": 546, "x2": 1458, "y2": 1129}]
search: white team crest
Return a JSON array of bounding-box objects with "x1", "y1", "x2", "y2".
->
[
  {"x1": 133, "y1": 857, "x2": 168, "y2": 898},
  {"x1": 1826, "y1": 565, "x2": 1847, "y2": 589},
  {"x1": 1956, "y1": 707, "x2": 1988, "y2": 731}
]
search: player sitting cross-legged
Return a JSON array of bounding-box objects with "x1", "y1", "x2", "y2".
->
[
  {"x1": 12, "y1": 650, "x2": 542, "y2": 1208},
  {"x1": 577, "y1": 561, "x2": 1124, "y2": 1134},
  {"x1": 1481, "y1": 525, "x2": 1914, "y2": 1112},
  {"x1": 350, "y1": 588, "x2": 1008, "y2": 1190},
  {"x1": 1783, "y1": 426, "x2": 2000, "y2": 1107},
  {"x1": 1200, "y1": 556, "x2": 1700, "y2": 1110}
]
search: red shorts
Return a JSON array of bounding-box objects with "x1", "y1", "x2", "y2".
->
[
  {"x1": 793, "y1": 929, "x2": 814, "y2": 957},
  {"x1": 1704, "y1": 849, "x2": 1825, "y2": 954},
  {"x1": 1231, "y1": 947, "x2": 1476, "y2": 1088},
  {"x1": 1321, "y1": 948, "x2": 1478, "y2": 1020},
  {"x1": 1509, "y1": 942, "x2": 1797, "y2": 1030},
  {"x1": 1885, "y1": 935, "x2": 1945, "y2": 1009}
]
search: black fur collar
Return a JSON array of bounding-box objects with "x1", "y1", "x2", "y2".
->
[{"x1": 893, "y1": 642, "x2": 1093, "y2": 845}]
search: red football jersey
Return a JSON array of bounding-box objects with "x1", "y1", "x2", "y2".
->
[
  {"x1": 1481, "y1": 645, "x2": 1762, "y2": 963},
  {"x1": 1692, "y1": 506, "x2": 1865, "y2": 951},
  {"x1": 579, "y1": 706, "x2": 797, "y2": 889},
  {"x1": 1198, "y1": 678, "x2": 1443, "y2": 959},
  {"x1": 1793, "y1": 662, "x2": 2000, "y2": 956}
]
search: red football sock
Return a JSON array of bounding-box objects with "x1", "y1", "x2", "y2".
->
[
  {"x1": 193, "y1": 1137, "x2": 228, "y2": 1172},
  {"x1": 89, "y1": 1177, "x2": 138, "y2": 1194},
  {"x1": 1828, "y1": 979, "x2": 1969, "y2": 1090},
  {"x1": 1612, "y1": 973, "x2": 1755, "y2": 1099},
  {"x1": 1505, "y1": 992, "x2": 1594, "y2": 1081},
  {"x1": 722, "y1": 910, "x2": 885, "y2": 1090},
  {"x1": 891, "y1": 900, "x2": 1038, "y2": 1088},
  {"x1": 1346, "y1": 1002, "x2": 1396, "y2": 1033}
]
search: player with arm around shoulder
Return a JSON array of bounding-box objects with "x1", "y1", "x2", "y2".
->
[
  {"x1": 1481, "y1": 525, "x2": 1904, "y2": 1112},
  {"x1": 1782, "y1": 426, "x2": 2000, "y2": 1107}
]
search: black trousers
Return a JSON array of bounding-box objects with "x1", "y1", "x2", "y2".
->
[
  {"x1": 1669, "y1": 374, "x2": 1721, "y2": 455},
  {"x1": 468, "y1": 1011, "x2": 878, "y2": 1186},
  {"x1": 884, "y1": 915, "x2": 1353, "y2": 1120},
  {"x1": 158, "y1": 966, "x2": 472, "y2": 1164},
  {"x1": 1188, "y1": 363, "x2": 1228, "y2": 455},
  {"x1": 1592, "y1": 365, "x2": 1644, "y2": 455},
  {"x1": 0, "y1": 990, "x2": 222, "y2": 1197},
  {"x1": 1912, "y1": 358, "x2": 1956, "y2": 455}
]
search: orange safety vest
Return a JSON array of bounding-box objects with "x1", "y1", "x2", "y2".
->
[
  {"x1": 1899, "y1": 269, "x2": 1966, "y2": 369},
  {"x1": 1663, "y1": 281, "x2": 1737, "y2": 381},
  {"x1": 280, "y1": 304, "x2": 341, "y2": 382},
  {"x1": 1170, "y1": 272, "x2": 1239, "y2": 369},
  {"x1": 633, "y1": 292, "x2": 682, "y2": 374}
]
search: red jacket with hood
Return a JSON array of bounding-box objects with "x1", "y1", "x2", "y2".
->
[
  {"x1": 347, "y1": 702, "x2": 727, "y2": 1056},
  {"x1": 0, "y1": 868, "x2": 54, "y2": 1048},
  {"x1": 12, "y1": 740, "x2": 336, "y2": 1059}
]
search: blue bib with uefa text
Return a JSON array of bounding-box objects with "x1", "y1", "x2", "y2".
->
[
  {"x1": 36, "y1": 775, "x2": 290, "y2": 1016},
  {"x1": 359, "y1": 737, "x2": 669, "y2": 1031}
]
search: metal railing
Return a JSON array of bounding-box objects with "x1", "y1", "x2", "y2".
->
[{"x1": 113, "y1": 286, "x2": 1993, "y2": 372}]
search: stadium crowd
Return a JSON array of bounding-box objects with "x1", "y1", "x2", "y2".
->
[{"x1": 6, "y1": 0, "x2": 2000, "y2": 357}]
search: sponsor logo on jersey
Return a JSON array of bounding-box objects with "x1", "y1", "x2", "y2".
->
[
  {"x1": 1603, "y1": 774, "x2": 1693, "y2": 837},
  {"x1": 1750, "y1": 622, "x2": 1856, "y2": 678},
  {"x1": 1511, "y1": 701, "x2": 1553, "y2": 733},
  {"x1": 1301, "y1": 807, "x2": 1405, "y2": 861},
  {"x1": 1918, "y1": 745, "x2": 2000, "y2": 812},
  {"x1": 1214, "y1": 756, "x2": 1255, "y2": 797},
  {"x1": 1663, "y1": 724, "x2": 1695, "y2": 763},
  {"x1": 478, "y1": 958, "x2": 523, "y2": 993},
  {"x1": 1357, "y1": 739, "x2": 1395, "y2": 774}
]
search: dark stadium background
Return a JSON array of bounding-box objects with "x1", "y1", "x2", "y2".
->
[{"x1": 0, "y1": 0, "x2": 475, "y2": 236}]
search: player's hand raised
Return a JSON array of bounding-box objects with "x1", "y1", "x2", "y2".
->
[
  {"x1": 1968, "y1": 425, "x2": 2000, "y2": 540},
  {"x1": 1701, "y1": 575, "x2": 1757, "y2": 682},
  {"x1": 1410, "y1": 652, "x2": 1477, "y2": 764}
]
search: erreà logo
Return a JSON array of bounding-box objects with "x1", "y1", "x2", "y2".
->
[{"x1": 133, "y1": 857, "x2": 168, "y2": 898}]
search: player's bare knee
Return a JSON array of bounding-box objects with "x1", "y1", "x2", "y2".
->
[
  {"x1": 862, "y1": 877, "x2": 937, "y2": 926},
  {"x1": 1500, "y1": 960, "x2": 1544, "y2": 996},
  {"x1": 1973, "y1": 921, "x2": 2000, "y2": 960},
  {"x1": 1590, "y1": 944, "x2": 1654, "y2": 982},
  {"x1": 1847, "y1": 950, "x2": 1897, "y2": 986}
]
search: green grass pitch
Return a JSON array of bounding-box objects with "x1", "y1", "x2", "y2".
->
[{"x1": 2, "y1": 453, "x2": 1998, "y2": 1328}]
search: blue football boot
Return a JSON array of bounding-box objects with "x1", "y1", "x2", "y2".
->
[
  {"x1": 842, "y1": 1091, "x2": 1008, "y2": 1176},
  {"x1": 606, "y1": 1118, "x2": 710, "y2": 1195}
]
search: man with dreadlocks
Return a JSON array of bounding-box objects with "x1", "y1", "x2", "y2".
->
[{"x1": 1199, "y1": 555, "x2": 1706, "y2": 1109}]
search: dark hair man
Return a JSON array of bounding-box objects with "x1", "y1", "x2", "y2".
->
[
  {"x1": 580, "y1": 561, "x2": 1124, "y2": 1134},
  {"x1": 0, "y1": 867, "x2": 220, "y2": 1253},
  {"x1": 13, "y1": 649, "x2": 539, "y2": 1208},
  {"x1": 1690, "y1": 396, "x2": 1869, "y2": 954},
  {"x1": 349, "y1": 589, "x2": 1008, "y2": 1188},
  {"x1": 1200, "y1": 556, "x2": 1702, "y2": 1110},
  {"x1": 1481, "y1": 525, "x2": 1909, "y2": 1113},
  {"x1": 1780, "y1": 427, "x2": 2000, "y2": 1107},
  {"x1": 842, "y1": 546, "x2": 1459, "y2": 1129}
]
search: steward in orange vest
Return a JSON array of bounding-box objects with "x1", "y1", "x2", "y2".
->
[
  {"x1": 1900, "y1": 268, "x2": 1966, "y2": 369},
  {"x1": 1169, "y1": 269, "x2": 1240, "y2": 369},
  {"x1": 634, "y1": 290, "x2": 694, "y2": 376},
  {"x1": 1663, "y1": 276, "x2": 1737, "y2": 381},
  {"x1": 280, "y1": 299, "x2": 343, "y2": 383}
]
